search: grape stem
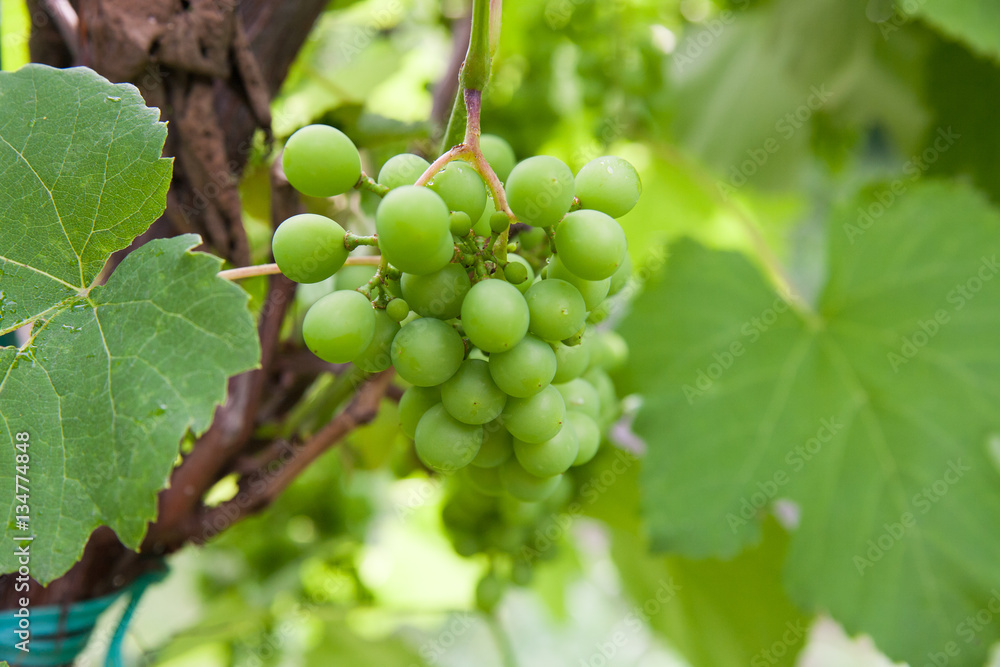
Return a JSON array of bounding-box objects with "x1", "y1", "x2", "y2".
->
[
  {"x1": 344, "y1": 232, "x2": 379, "y2": 249},
  {"x1": 218, "y1": 256, "x2": 382, "y2": 281},
  {"x1": 354, "y1": 171, "x2": 390, "y2": 197}
]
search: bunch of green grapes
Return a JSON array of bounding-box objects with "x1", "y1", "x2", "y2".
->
[{"x1": 275, "y1": 123, "x2": 640, "y2": 507}]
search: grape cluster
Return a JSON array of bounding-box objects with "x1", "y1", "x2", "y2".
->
[{"x1": 275, "y1": 123, "x2": 639, "y2": 505}]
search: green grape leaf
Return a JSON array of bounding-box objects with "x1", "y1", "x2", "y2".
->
[
  {"x1": 908, "y1": 1, "x2": 1000, "y2": 64},
  {"x1": 620, "y1": 181, "x2": 1000, "y2": 665},
  {"x1": 0, "y1": 65, "x2": 260, "y2": 583},
  {"x1": 0, "y1": 235, "x2": 259, "y2": 582},
  {"x1": 0, "y1": 65, "x2": 172, "y2": 333},
  {"x1": 611, "y1": 521, "x2": 808, "y2": 667}
]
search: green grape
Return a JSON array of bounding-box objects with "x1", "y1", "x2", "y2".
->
[
  {"x1": 506, "y1": 254, "x2": 535, "y2": 294},
  {"x1": 441, "y1": 359, "x2": 507, "y2": 425},
  {"x1": 488, "y1": 335, "x2": 556, "y2": 398},
  {"x1": 302, "y1": 290, "x2": 375, "y2": 363},
  {"x1": 490, "y1": 211, "x2": 510, "y2": 234},
  {"x1": 555, "y1": 378, "x2": 600, "y2": 420},
  {"x1": 544, "y1": 474, "x2": 575, "y2": 509},
  {"x1": 414, "y1": 404, "x2": 483, "y2": 472},
  {"x1": 545, "y1": 255, "x2": 610, "y2": 311},
  {"x1": 391, "y1": 317, "x2": 465, "y2": 386},
  {"x1": 272, "y1": 214, "x2": 348, "y2": 284},
  {"x1": 480, "y1": 134, "x2": 516, "y2": 181},
  {"x1": 378, "y1": 153, "x2": 430, "y2": 190},
  {"x1": 461, "y1": 279, "x2": 529, "y2": 353},
  {"x1": 499, "y1": 459, "x2": 562, "y2": 502},
  {"x1": 588, "y1": 330, "x2": 629, "y2": 371},
  {"x1": 555, "y1": 209, "x2": 627, "y2": 280},
  {"x1": 450, "y1": 211, "x2": 473, "y2": 237},
  {"x1": 386, "y1": 298, "x2": 410, "y2": 322},
  {"x1": 583, "y1": 367, "x2": 620, "y2": 428},
  {"x1": 513, "y1": 425, "x2": 579, "y2": 477},
  {"x1": 465, "y1": 465, "x2": 505, "y2": 496},
  {"x1": 504, "y1": 260, "x2": 528, "y2": 285},
  {"x1": 375, "y1": 186, "x2": 454, "y2": 275},
  {"x1": 476, "y1": 572, "x2": 506, "y2": 612},
  {"x1": 518, "y1": 226, "x2": 547, "y2": 251},
  {"x1": 499, "y1": 496, "x2": 544, "y2": 525},
  {"x1": 523, "y1": 279, "x2": 587, "y2": 342},
  {"x1": 574, "y1": 156, "x2": 642, "y2": 218},
  {"x1": 334, "y1": 264, "x2": 377, "y2": 291},
  {"x1": 552, "y1": 341, "x2": 590, "y2": 383},
  {"x1": 451, "y1": 531, "x2": 482, "y2": 557},
  {"x1": 427, "y1": 160, "x2": 487, "y2": 222},
  {"x1": 501, "y1": 385, "x2": 565, "y2": 443},
  {"x1": 472, "y1": 420, "x2": 514, "y2": 468},
  {"x1": 485, "y1": 523, "x2": 527, "y2": 554},
  {"x1": 506, "y1": 156, "x2": 575, "y2": 227},
  {"x1": 608, "y1": 251, "x2": 631, "y2": 295},
  {"x1": 511, "y1": 559, "x2": 533, "y2": 586},
  {"x1": 400, "y1": 263, "x2": 471, "y2": 320},
  {"x1": 399, "y1": 386, "x2": 440, "y2": 439},
  {"x1": 567, "y1": 412, "x2": 600, "y2": 466},
  {"x1": 354, "y1": 309, "x2": 400, "y2": 372},
  {"x1": 473, "y1": 194, "x2": 495, "y2": 236},
  {"x1": 282, "y1": 124, "x2": 361, "y2": 198}
]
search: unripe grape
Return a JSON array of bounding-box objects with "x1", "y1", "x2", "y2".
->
[
  {"x1": 461, "y1": 279, "x2": 530, "y2": 353},
  {"x1": 589, "y1": 330, "x2": 629, "y2": 371},
  {"x1": 488, "y1": 335, "x2": 556, "y2": 398},
  {"x1": 282, "y1": 124, "x2": 361, "y2": 197},
  {"x1": 428, "y1": 161, "x2": 487, "y2": 222},
  {"x1": 391, "y1": 317, "x2": 465, "y2": 386},
  {"x1": 466, "y1": 465, "x2": 505, "y2": 496},
  {"x1": 552, "y1": 341, "x2": 590, "y2": 383},
  {"x1": 555, "y1": 378, "x2": 601, "y2": 420},
  {"x1": 518, "y1": 226, "x2": 547, "y2": 251},
  {"x1": 272, "y1": 214, "x2": 348, "y2": 284},
  {"x1": 504, "y1": 261, "x2": 528, "y2": 285},
  {"x1": 378, "y1": 153, "x2": 430, "y2": 190},
  {"x1": 506, "y1": 255, "x2": 535, "y2": 294},
  {"x1": 354, "y1": 309, "x2": 400, "y2": 373},
  {"x1": 567, "y1": 412, "x2": 601, "y2": 466},
  {"x1": 506, "y1": 156, "x2": 575, "y2": 227},
  {"x1": 414, "y1": 404, "x2": 482, "y2": 472},
  {"x1": 386, "y1": 298, "x2": 410, "y2": 322},
  {"x1": 490, "y1": 211, "x2": 510, "y2": 234},
  {"x1": 400, "y1": 264, "x2": 471, "y2": 320},
  {"x1": 450, "y1": 211, "x2": 473, "y2": 237},
  {"x1": 574, "y1": 156, "x2": 642, "y2": 218},
  {"x1": 474, "y1": 194, "x2": 495, "y2": 236},
  {"x1": 523, "y1": 279, "x2": 587, "y2": 342},
  {"x1": 302, "y1": 290, "x2": 375, "y2": 363},
  {"x1": 441, "y1": 359, "x2": 507, "y2": 425},
  {"x1": 334, "y1": 264, "x2": 377, "y2": 291},
  {"x1": 608, "y1": 252, "x2": 632, "y2": 295},
  {"x1": 583, "y1": 367, "x2": 620, "y2": 428},
  {"x1": 513, "y1": 425, "x2": 579, "y2": 477},
  {"x1": 555, "y1": 209, "x2": 627, "y2": 280},
  {"x1": 545, "y1": 255, "x2": 610, "y2": 311},
  {"x1": 499, "y1": 459, "x2": 562, "y2": 502},
  {"x1": 502, "y1": 385, "x2": 565, "y2": 443},
  {"x1": 480, "y1": 134, "x2": 517, "y2": 181},
  {"x1": 472, "y1": 420, "x2": 514, "y2": 468},
  {"x1": 399, "y1": 385, "x2": 440, "y2": 439},
  {"x1": 375, "y1": 186, "x2": 454, "y2": 275}
]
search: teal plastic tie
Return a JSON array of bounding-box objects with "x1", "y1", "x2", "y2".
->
[{"x1": 0, "y1": 566, "x2": 166, "y2": 667}]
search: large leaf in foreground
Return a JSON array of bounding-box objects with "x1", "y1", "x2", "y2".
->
[
  {"x1": 620, "y1": 181, "x2": 1000, "y2": 665},
  {"x1": 0, "y1": 64, "x2": 171, "y2": 333},
  {"x1": 0, "y1": 236, "x2": 259, "y2": 582}
]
